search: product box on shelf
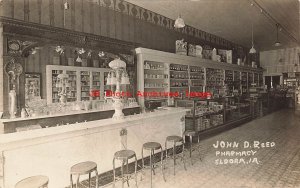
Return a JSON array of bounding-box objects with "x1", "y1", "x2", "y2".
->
[
  {"x1": 217, "y1": 49, "x2": 226, "y2": 62},
  {"x1": 226, "y1": 50, "x2": 232, "y2": 64},
  {"x1": 202, "y1": 49, "x2": 212, "y2": 59},
  {"x1": 175, "y1": 39, "x2": 187, "y2": 55},
  {"x1": 195, "y1": 45, "x2": 203, "y2": 58},
  {"x1": 188, "y1": 44, "x2": 196, "y2": 57}
]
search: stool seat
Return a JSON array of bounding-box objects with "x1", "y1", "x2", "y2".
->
[
  {"x1": 166, "y1": 135, "x2": 183, "y2": 142},
  {"x1": 113, "y1": 149, "x2": 138, "y2": 188},
  {"x1": 143, "y1": 142, "x2": 161, "y2": 150},
  {"x1": 71, "y1": 161, "x2": 97, "y2": 175},
  {"x1": 184, "y1": 130, "x2": 197, "y2": 136},
  {"x1": 114, "y1": 149, "x2": 136, "y2": 160},
  {"x1": 15, "y1": 175, "x2": 48, "y2": 188}
]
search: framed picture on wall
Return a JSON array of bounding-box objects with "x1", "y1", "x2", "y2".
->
[{"x1": 25, "y1": 73, "x2": 41, "y2": 102}]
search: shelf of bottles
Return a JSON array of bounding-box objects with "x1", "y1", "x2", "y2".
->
[
  {"x1": 104, "y1": 72, "x2": 111, "y2": 95},
  {"x1": 66, "y1": 70, "x2": 77, "y2": 102},
  {"x1": 51, "y1": 70, "x2": 64, "y2": 103},
  {"x1": 144, "y1": 61, "x2": 169, "y2": 100},
  {"x1": 170, "y1": 64, "x2": 189, "y2": 95},
  {"x1": 205, "y1": 68, "x2": 224, "y2": 95},
  {"x1": 259, "y1": 73, "x2": 263, "y2": 87},
  {"x1": 80, "y1": 71, "x2": 91, "y2": 101},
  {"x1": 233, "y1": 71, "x2": 241, "y2": 91},
  {"x1": 248, "y1": 72, "x2": 254, "y2": 87},
  {"x1": 254, "y1": 73, "x2": 259, "y2": 86},
  {"x1": 241, "y1": 72, "x2": 248, "y2": 94},
  {"x1": 189, "y1": 66, "x2": 205, "y2": 92},
  {"x1": 224, "y1": 70, "x2": 234, "y2": 95},
  {"x1": 91, "y1": 72, "x2": 101, "y2": 100}
]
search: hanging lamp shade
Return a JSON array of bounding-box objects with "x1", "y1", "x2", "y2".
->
[
  {"x1": 249, "y1": 22, "x2": 256, "y2": 54},
  {"x1": 249, "y1": 46, "x2": 256, "y2": 54},
  {"x1": 174, "y1": 15, "x2": 185, "y2": 28},
  {"x1": 274, "y1": 24, "x2": 281, "y2": 47},
  {"x1": 109, "y1": 58, "x2": 126, "y2": 69},
  {"x1": 274, "y1": 41, "x2": 281, "y2": 47},
  {"x1": 110, "y1": 73, "x2": 117, "y2": 85},
  {"x1": 106, "y1": 73, "x2": 112, "y2": 85},
  {"x1": 121, "y1": 72, "x2": 130, "y2": 85}
]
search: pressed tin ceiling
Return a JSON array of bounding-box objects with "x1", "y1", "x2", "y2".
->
[{"x1": 125, "y1": 0, "x2": 300, "y2": 51}]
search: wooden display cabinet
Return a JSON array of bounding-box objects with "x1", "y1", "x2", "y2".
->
[
  {"x1": 46, "y1": 65, "x2": 110, "y2": 104},
  {"x1": 136, "y1": 47, "x2": 263, "y2": 108}
]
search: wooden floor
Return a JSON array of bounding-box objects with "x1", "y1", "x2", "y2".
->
[{"x1": 78, "y1": 108, "x2": 300, "y2": 188}]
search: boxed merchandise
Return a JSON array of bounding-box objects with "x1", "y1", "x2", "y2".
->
[
  {"x1": 195, "y1": 45, "x2": 203, "y2": 58},
  {"x1": 188, "y1": 44, "x2": 196, "y2": 56},
  {"x1": 226, "y1": 50, "x2": 232, "y2": 64},
  {"x1": 202, "y1": 49, "x2": 212, "y2": 59},
  {"x1": 203, "y1": 118, "x2": 211, "y2": 129},
  {"x1": 175, "y1": 39, "x2": 187, "y2": 55},
  {"x1": 217, "y1": 49, "x2": 226, "y2": 62}
]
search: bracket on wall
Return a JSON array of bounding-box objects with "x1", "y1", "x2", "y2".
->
[{"x1": 7, "y1": 39, "x2": 40, "y2": 57}]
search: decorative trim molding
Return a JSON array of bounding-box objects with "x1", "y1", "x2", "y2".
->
[{"x1": 0, "y1": 17, "x2": 138, "y2": 54}]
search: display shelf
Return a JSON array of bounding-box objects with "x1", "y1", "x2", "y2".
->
[
  {"x1": 170, "y1": 63, "x2": 189, "y2": 92},
  {"x1": 66, "y1": 70, "x2": 77, "y2": 102},
  {"x1": 205, "y1": 68, "x2": 224, "y2": 96},
  {"x1": 254, "y1": 73, "x2": 259, "y2": 86},
  {"x1": 241, "y1": 72, "x2": 248, "y2": 94},
  {"x1": 189, "y1": 65, "x2": 205, "y2": 93},
  {"x1": 46, "y1": 65, "x2": 110, "y2": 104},
  {"x1": 136, "y1": 47, "x2": 263, "y2": 107},
  {"x1": 225, "y1": 70, "x2": 234, "y2": 95},
  {"x1": 248, "y1": 72, "x2": 254, "y2": 86}
]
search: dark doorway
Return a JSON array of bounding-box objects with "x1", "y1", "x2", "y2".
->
[
  {"x1": 265, "y1": 76, "x2": 271, "y2": 89},
  {"x1": 272, "y1": 76, "x2": 280, "y2": 88}
]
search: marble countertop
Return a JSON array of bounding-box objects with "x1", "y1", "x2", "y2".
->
[
  {"x1": 0, "y1": 106, "x2": 140, "y2": 123},
  {"x1": 0, "y1": 107, "x2": 190, "y2": 150}
]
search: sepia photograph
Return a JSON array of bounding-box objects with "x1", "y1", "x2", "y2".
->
[{"x1": 0, "y1": 0, "x2": 299, "y2": 187}]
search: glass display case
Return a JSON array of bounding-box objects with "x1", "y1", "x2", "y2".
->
[
  {"x1": 46, "y1": 65, "x2": 110, "y2": 104},
  {"x1": 175, "y1": 96, "x2": 251, "y2": 133}
]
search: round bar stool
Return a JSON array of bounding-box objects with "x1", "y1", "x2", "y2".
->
[
  {"x1": 70, "y1": 161, "x2": 99, "y2": 188},
  {"x1": 113, "y1": 149, "x2": 137, "y2": 188},
  {"x1": 165, "y1": 135, "x2": 186, "y2": 175},
  {"x1": 141, "y1": 142, "x2": 166, "y2": 188},
  {"x1": 183, "y1": 130, "x2": 202, "y2": 165},
  {"x1": 15, "y1": 175, "x2": 49, "y2": 188}
]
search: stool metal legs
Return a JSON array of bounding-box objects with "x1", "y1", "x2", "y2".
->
[
  {"x1": 141, "y1": 145, "x2": 165, "y2": 188},
  {"x1": 184, "y1": 134, "x2": 202, "y2": 165},
  {"x1": 70, "y1": 170, "x2": 98, "y2": 188},
  {"x1": 165, "y1": 140, "x2": 186, "y2": 176},
  {"x1": 113, "y1": 154, "x2": 137, "y2": 188}
]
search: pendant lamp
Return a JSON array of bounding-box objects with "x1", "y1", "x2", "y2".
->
[
  {"x1": 274, "y1": 24, "x2": 281, "y2": 47},
  {"x1": 249, "y1": 22, "x2": 256, "y2": 54},
  {"x1": 174, "y1": 14, "x2": 185, "y2": 28}
]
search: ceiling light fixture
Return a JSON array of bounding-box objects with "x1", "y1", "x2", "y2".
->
[
  {"x1": 174, "y1": 1, "x2": 185, "y2": 29},
  {"x1": 174, "y1": 14, "x2": 185, "y2": 28},
  {"x1": 274, "y1": 23, "x2": 281, "y2": 47},
  {"x1": 249, "y1": 22, "x2": 256, "y2": 54}
]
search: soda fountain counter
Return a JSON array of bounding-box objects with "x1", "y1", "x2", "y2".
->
[
  {"x1": 0, "y1": 105, "x2": 140, "y2": 134},
  {"x1": 0, "y1": 107, "x2": 189, "y2": 188}
]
